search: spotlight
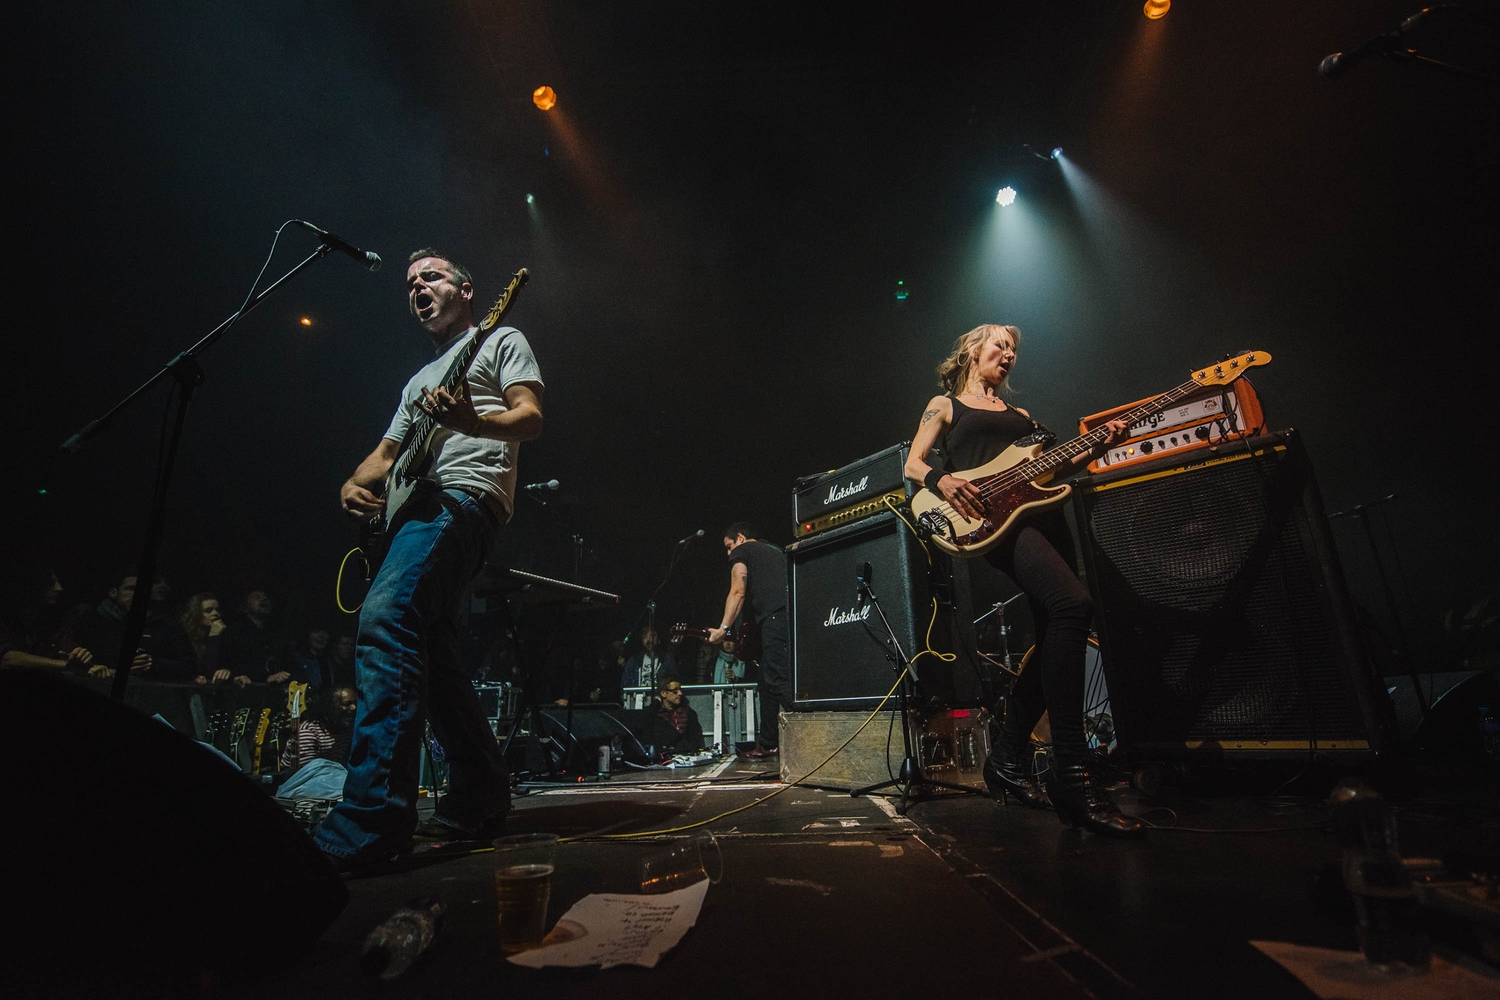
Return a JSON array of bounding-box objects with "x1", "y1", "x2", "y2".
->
[
  {"x1": 299, "y1": 317, "x2": 312, "y2": 327},
  {"x1": 1143, "y1": 0, "x2": 1169, "y2": 18},
  {"x1": 525, "y1": 193, "x2": 535, "y2": 205},
  {"x1": 1050, "y1": 147, "x2": 1063, "y2": 160},
  {"x1": 532, "y1": 85, "x2": 557, "y2": 110},
  {"x1": 995, "y1": 186, "x2": 1017, "y2": 207}
]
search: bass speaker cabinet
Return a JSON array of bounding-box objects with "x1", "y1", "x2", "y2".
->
[
  {"x1": 788, "y1": 510, "x2": 993, "y2": 710},
  {"x1": 1076, "y1": 431, "x2": 1390, "y2": 759}
]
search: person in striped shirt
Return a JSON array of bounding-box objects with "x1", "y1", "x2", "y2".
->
[{"x1": 281, "y1": 685, "x2": 358, "y2": 771}]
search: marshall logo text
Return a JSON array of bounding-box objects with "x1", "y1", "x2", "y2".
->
[
  {"x1": 823, "y1": 604, "x2": 873, "y2": 627},
  {"x1": 822, "y1": 476, "x2": 869, "y2": 506}
]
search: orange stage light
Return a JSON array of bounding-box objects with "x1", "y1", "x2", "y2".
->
[
  {"x1": 299, "y1": 317, "x2": 312, "y2": 327},
  {"x1": 532, "y1": 85, "x2": 557, "y2": 111},
  {"x1": 1143, "y1": 0, "x2": 1170, "y2": 18}
]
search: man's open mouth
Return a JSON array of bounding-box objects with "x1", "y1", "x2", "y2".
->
[{"x1": 414, "y1": 291, "x2": 434, "y2": 318}]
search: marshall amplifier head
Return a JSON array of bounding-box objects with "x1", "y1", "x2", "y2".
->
[{"x1": 793, "y1": 442, "x2": 912, "y2": 538}]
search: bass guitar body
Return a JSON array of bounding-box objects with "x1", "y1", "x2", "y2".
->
[{"x1": 909, "y1": 441, "x2": 1071, "y2": 559}]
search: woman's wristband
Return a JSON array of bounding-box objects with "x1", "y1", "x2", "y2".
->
[{"x1": 923, "y1": 468, "x2": 945, "y2": 492}]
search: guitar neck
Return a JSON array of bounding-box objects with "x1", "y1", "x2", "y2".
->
[
  {"x1": 394, "y1": 332, "x2": 485, "y2": 475},
  {"x1": 1021, "y1": 377, "x2": 1236, "y2": 481}
]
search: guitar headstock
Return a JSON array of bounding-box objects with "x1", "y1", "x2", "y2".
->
[
  {"x1": 478, "y1": 268, "x2": 530, "y2": 333},
  {"x1": 1191, "y1": 350, "x2": 1271, "y2": 387}
]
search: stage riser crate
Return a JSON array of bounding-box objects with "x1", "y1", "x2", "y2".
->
[{"x1": 780, "y1": 709, "x2": 992, "y2": 790}]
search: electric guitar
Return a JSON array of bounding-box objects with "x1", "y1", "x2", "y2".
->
[
  {"x1": 667, "y1": 620, "x2": 760, "y2": 665},
  {"x1": 358, "y1": 268, "x2": 529, "y2": 577},
  {"x1": 667, "y1": 622, "x2": 742, "y2": 644},
  {"x1": 910, "y1": 350, "x2": 1272, "y2": 558}
]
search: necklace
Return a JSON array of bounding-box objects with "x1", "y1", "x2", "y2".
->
[{"x1": 960, "y1": 390, "x2": 1003, "y2": 406}]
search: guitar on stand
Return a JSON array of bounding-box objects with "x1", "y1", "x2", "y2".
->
[
  {"x1": 911, "y1": 351, "x2": 1272, "y2": 557},
  {"x1": 356, "y1": 268, "x2": 530, "y2": 578}
]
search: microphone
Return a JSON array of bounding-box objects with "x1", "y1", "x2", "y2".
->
[
  {"x1": 856, "y1": 561, "x2": 873, "y2": 598},
  {"x1": 1319, "y1": 9, "x2": 1431, "y2": 80},
  {"x1": 677, "y1": 529, "x2": 706, "y2": 545},
  {"x1": 291, "y1": 220, "x2": 382, "y2": 271},
  {"x1": 522, "y1": 479, "x2": 560, "y2": 492}
]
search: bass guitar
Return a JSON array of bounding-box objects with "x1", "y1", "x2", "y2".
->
[
  {"x1": 358, "y1": 268, "x2": 529, "y2": 578},
  {"x1": 910, "y1": 350, "x2": 1272, "y2": 558}
]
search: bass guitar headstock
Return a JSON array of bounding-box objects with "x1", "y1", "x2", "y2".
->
[{"x1": 1191, "y1": 350, "x2": 1271, "y2": 386}]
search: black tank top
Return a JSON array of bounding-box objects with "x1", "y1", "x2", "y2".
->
[{"x1": 942, "y1": 394, "x2": 1036, "y2": 471}]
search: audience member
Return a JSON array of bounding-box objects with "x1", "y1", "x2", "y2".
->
[
  {"x1": 179, "y1": 592, "x2": 227, "y2": 684},
  {"x1": 327, "y1": 633, "x2": 356, "y2": 688},
  {"x1": 279, "y1": 685, "x2": 358, "y2": 771},
  {"x1": 646, "y1": 676, "x2": 703, "y2": 753},
  {"x1": 621, "y1": 628, "x2": 676, "y2": 692},
  {"x1": 0, "y1": 564, "x2": 93, "y2": 672},
  {"x1": 219, "y1": 590, "x2": 288, "y2": 686},
  {"x1": 71, "y1": 569, "x2": 195, "y2": 680},
  {"x1": 292, "y1": 627, "x2": 333, "y2": 691},
  {"x1": 711, "y1": 639, "x2": 746, "y2": 685}
]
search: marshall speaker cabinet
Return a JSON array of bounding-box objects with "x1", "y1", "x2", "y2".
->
[
  {"x1": 1075, "y1": 430, "x2": 1389, "y2": 760},
  {"x1": 787, "y1": 509, "x2": 993, "y2": 710}
]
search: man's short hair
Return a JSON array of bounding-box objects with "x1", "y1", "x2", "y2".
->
[
  {"x1": 723, "y1": 521, "x2": 759, "y2": 541},
  {"x1": 657, "y1": 674, "x2": 682, "y2": 694},
  {"x1": 407, "y1": 248, "x2": 474, "y2": 289}
]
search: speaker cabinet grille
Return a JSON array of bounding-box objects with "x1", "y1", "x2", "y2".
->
[
  {"x1": 1078, "y1": 434, "x2": 1386, "y2": 755},
  {"x1": 789, "y1": 512, "x2": 924, "y2": 709}
]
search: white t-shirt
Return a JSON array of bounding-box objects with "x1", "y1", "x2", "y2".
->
[{"x1": 382, "y1": 325, "x2": 543, "y2": 516}]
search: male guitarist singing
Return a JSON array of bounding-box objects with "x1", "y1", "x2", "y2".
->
[
  {"x1": 902, "y1": 324, "x2": 1141, "y2": 838},
  {"x1": 316, "y1": 249, "x2": 543, "y2": 873}
]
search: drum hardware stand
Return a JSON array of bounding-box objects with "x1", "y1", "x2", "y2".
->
[
  {"x1": 974, "y1": 592, "x2": 1026, "y2": 677},
  {"x1": 59, "y1": 229, "x2": 359, "y2": 700},
  {"x1": 849, "y1": 562, "x2": 982, "y2": 816}
]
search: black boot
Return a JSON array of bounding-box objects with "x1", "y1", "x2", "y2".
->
[
  {"x1": 984, "y1": 748, "x2": 1051, "y2": 808},
  {"x1": 1045, "y1": 762, "x2": 1146, "y2": 838}
]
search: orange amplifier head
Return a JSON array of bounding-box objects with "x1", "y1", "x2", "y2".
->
[{"x1": 1078, "y1": 378, "x2": 1265, "y2": 474}]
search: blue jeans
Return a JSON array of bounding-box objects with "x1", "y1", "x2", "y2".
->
[{"x1": 315, "y1": 488, "x2": 509, "y2": 860}]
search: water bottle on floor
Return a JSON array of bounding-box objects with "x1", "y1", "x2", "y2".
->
[{"x1": 360, "y1": 896, "x2": 447, "y2": 979}]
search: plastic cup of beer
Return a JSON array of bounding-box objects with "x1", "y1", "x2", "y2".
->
[
  {"x1": 638, "y1": 831, "x2": 723, "y2": 895},
  {"x1": 492, "y1": 833, "x2": 559, "y2": 953}
]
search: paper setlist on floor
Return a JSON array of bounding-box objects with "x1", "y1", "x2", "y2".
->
[{"x1": 507, "y1": 878, "x2": 709, "y2": 970}]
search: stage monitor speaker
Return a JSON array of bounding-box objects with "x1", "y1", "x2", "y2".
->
[
  {"x1": 522, "y1": 704, "x2": 652, "y2": 773},
  {"x1": 788, "y1": 510, "x2": 991, "y2": 709},
  {"x1": 1076, "y1": 431, "x2": 1390, "y2": 759},
  {"x1": 0, "y1": 670, "x2": 348, "y2": 994}
]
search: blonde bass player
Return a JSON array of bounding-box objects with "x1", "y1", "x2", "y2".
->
[{"x1": 903, "y1": 324, "x2": 1141, "y2": 838}]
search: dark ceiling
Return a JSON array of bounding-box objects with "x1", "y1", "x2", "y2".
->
[{"x1": 8, "y1": 1, "x2": 1497, "y2": 651}]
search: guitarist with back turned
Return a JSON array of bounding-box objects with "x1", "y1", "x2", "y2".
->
[
  {"x1": 315, "y1": 249, "x2": 544, "y2": 872},
  {"x1": 903, "y1": 324, "x2": 1143, "y2": 838}
]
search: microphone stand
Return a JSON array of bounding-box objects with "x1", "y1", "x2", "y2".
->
[
  {"x1": 61, "y1": 244, "x2": 342, "y2": 700},
  {"x1": 849, "y1": 569, "x2": 981, "y2": 816},
  {"x1": 624, "y1": 536, "x2": 697, "y2": 646}
]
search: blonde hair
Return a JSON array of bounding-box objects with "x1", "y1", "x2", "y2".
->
[{"x1": 936, "y1": 324, "x2": 1021, "y2": 395}]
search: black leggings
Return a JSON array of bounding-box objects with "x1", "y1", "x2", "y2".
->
[{"x1": 986, "y1": 523, "x2": 1094, "y2": 767}]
